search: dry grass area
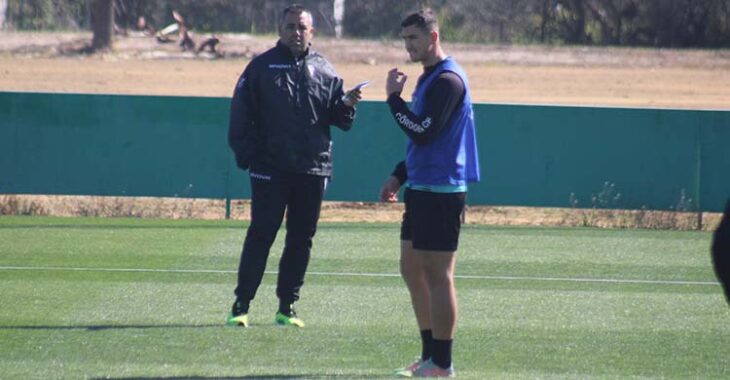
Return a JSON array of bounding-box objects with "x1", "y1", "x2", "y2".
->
[
  {"x1": 1, "y1": 195, "x2": 722, "y2": 231},
  {"x1": 1, "y1": 31, "x2": 727, "y2": 229}
]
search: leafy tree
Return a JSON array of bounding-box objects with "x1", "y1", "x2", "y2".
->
[{"x1": 2, "y1": 0, "x2": 729, "y2": 48}]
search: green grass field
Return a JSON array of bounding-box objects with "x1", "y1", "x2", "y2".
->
[{"x1": 0, "y1": 216, "x2": 727, "y2": 379}]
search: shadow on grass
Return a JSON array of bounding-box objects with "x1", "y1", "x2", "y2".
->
[
  {"x1": 0, "y1": 322, "x2": 341, "y2": 331},
  {"x1": 0, "y1": 324, "x2": 223, "y2": 331},
  {"x1": 0, "y1": 223, "x2": 395, "y2": 230},
  {"x1": 0, "y1": 224, "x2": 239, "y2": 230},
  {"x1": 95, "y1": 376, "x2": 393, "y2": 379}
]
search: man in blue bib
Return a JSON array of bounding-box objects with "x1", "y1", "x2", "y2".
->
[{"x1": 380, "y1": 8, "x2": 480, "y2": 378}]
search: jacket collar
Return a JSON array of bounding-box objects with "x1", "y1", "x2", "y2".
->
[{"x1": 276, "y1": 40, "x2": 312, "y2": 60}]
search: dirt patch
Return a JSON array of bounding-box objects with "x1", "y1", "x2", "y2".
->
[
  {"x1": 4, "y1": 31, "x2": 730, "y2": 69},
  {"x1": 1, "y1": 31, "x2": 729, "y2": 109}
]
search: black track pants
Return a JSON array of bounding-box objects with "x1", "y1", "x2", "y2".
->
[{"x1": 234, "y1": 170, "x2": 325, "y2": 306}]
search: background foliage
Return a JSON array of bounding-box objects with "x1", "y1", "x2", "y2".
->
[{"x1": 2, "y1": 0, "x2": 730, "y2": 47}]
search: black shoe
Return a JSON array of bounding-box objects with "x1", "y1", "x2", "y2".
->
[
  {"x1": 226, "y1": 300, "x2": 250, "y2": 327},
  {"x1": 275, "y1": 308, "x2": 305, "y2": 327},
  {"x1": 231, "y1": 299, "x2": 249, "y2": 316}
]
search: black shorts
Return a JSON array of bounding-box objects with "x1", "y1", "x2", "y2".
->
[{"x1": 400, "y1": 188, "x2": 466, "y2": 252}]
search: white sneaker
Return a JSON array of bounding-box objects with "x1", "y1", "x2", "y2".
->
[
  {"x1": 411, "y1": 359, "x2": 455, "y2": 378},
  {"x1": 395, "y1": 358, "x2": 425, "y2": 377}
]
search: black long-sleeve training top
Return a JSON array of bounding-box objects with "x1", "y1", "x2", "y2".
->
[{"x1": 387, "y1": 60, "x2": 466, "y2": 183}]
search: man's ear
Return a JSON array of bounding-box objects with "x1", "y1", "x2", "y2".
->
[{"x1": 431, "y1": 30, "x2": 439, "y2": 44}]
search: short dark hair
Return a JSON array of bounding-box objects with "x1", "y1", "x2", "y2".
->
[
  {"x1": 401, "y1": 8, "x2": 439, "y2": 33},
  {"x1": 281, "y1": 4, "x2": 314, "y2": 27}
]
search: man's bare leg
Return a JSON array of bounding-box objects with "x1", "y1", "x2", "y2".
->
[
  {"x1": 400, "y1": 240, "x2": 432, "y2": 329},
  {"x1": 420, "y1": 250, "x2": 457, "y2": 339},
  {"x1": 419, "y1": 249, "x2": 457, "y2": 371},
  {"x1": 400, "y1": 239, "x2": 433, "y2": 364}
]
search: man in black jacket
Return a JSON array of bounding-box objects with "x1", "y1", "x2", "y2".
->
[
  {"x1": 227, "y1": 4, "x2": 362, "y2": 328},
  {"x1": 712, "y1": 199, "x2": 730, "y2": 305}
]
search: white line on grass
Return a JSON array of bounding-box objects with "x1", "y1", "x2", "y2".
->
[{"x1": 0, "y1": 265, "x2": 719, "y2": 286}]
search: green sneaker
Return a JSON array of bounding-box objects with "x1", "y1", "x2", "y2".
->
[
  {"x1": 226, "y1": 312, "x2": 249, "y2": 327},
  {"x1": 226, "y1": 300, "x2": 250, "y2": 327},
  {"x1": 274, "y1": 310, "x2": 305, "y2": 327}
]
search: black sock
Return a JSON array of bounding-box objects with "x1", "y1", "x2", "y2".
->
[
  {"x1": 278, "y1": 300, "x2": 293, "y2": 315},
  {"x1": 420, "y1": 329, "x2": 433, "y2": 361},
  {"x1": 431, "y1": 338, "x2": 453, "y2": 369}
]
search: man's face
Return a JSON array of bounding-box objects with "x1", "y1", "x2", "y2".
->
[
  {"x1": 279, "y1": 11, "x2": 314, "y2": 56},
  {"x1": 401, "y1": 25, "x2": 433, "y2": 63}
]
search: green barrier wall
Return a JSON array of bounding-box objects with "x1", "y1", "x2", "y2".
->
[{"x1": 1, "y1": 92, "x2": 728, "y2": 212}]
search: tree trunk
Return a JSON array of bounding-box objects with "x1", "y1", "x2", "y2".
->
[
  {"x1": 539, "y1": 0, "x2": 550, "y2": 43},
  {"x1": 91, "y1": 0, "x2": 113, "y2": 51},
  {"x1": 0, "y1": 0, "x2": 7, "y2": 29},
  {"x1": 334, "y1": 0, "x2": 345, "y2": 38}
]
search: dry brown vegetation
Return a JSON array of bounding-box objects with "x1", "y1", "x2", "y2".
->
[{"x1": 1, "y1": 193, "x2": 722, "y2": 231}]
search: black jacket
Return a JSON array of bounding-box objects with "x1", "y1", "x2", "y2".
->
[{"x1": 228, "y1": 41, "x2": 355, "y2": 176}]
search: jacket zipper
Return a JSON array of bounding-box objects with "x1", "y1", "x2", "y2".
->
[{"x1": 294, "y1": 56, "x2": 307, "y2": 110}]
